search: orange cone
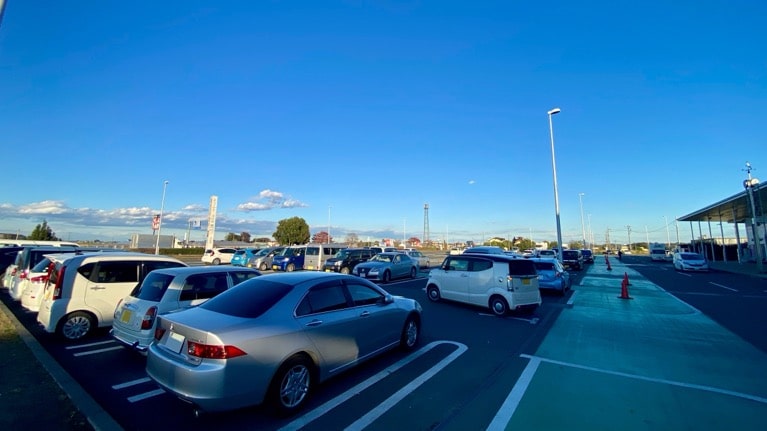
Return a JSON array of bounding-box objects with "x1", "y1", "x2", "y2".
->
[
  {"x1": 623, "y1": 272, "x2": 630, "y2": 286},
  {"x1": 618, "y1": 278, "x2": 633, "y2": 300}
]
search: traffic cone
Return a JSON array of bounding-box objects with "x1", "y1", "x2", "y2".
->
[
  {"x1": 618, "y1": 278, "x2": 633, "y2": 300},
  {"x1": 623, "y1": 272, "x2": 630, "y2": 286}
]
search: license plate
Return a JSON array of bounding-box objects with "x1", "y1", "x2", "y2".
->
[
  {"x1": 165, "y1": 331, "x2": 185, "y2": 354},
  {"x1": 120, "y1": 309, "x2": 132, "y2": 323},
  {"x1": 522, "y1": 278, "x2": 530, "y2": 285},
  {"x1": 307, "y1": 265, "x2": 314, "y2": 270},
  {"x1": 324, "y1": 269, "x2": 331, "y2": 272},
  {"x1": 272, "y1": 265, "x2": 278, "y2": 270}
]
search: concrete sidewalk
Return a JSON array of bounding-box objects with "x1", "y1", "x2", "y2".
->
[
  {"x1": 709, "y1": 260, "x2": 767, "y2": 279},
  {"x1": 504, "y1": 256, "x2": 767, "y2": 430}
]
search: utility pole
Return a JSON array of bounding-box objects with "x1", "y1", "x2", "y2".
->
[{"x1": 626, "y1": 225, "x2": 632, "y2": 251}]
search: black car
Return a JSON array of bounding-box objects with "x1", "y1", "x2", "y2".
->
[
  {"x1": 322, "y1": 248, "x2": 376, "y2": 274},
  {"x1": 580, "y1": 249, "x2": 594, "y2": 264},
  {"x1": 561, "y1": 249, "x2": 584, "y2": 270}
]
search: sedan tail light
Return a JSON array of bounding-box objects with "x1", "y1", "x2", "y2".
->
[{"x1": 186, "y1": 341, "x2": 246, "y2": 359}]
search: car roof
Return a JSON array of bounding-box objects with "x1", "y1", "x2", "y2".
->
[
  {"x1": 450, "y1": 253, "x2": 519, "y2": 263},
  {"x1": 149, "y1": 266, "x2": 259, "y2": 276}
]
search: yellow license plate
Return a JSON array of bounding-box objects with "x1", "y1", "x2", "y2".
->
[
  {"x1": 120, "y1": 309, "x2": 132, "y2": 323},
  {"x1": 522, "y1": 278, "x2": 530, "y2": 285}
]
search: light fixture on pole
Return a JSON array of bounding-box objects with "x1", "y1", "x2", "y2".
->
[
  {"x1": 547, "y1": 107, "x2": 563, "y2": 261},
  {"x1": 155, "y1": 180, "x2": 169, "y2": 255},
  {"x1": 578, "y1": 192, "x2": 586, "y2": 249}
]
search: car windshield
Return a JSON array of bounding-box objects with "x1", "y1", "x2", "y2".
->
[
  {"x1": 131, "y1": 272, "x2": 175, "y2": 301},
  {"x1": 681, "y1": 253, "x2": 704, "y2": 261},
  {"x1": 371, "y1": 254, "x2": 393, "y2": 263},
  {"x1": 581, "y1": 250, "x2": 592, "y2": 256},
  {"x1": 233, "y1": 250, "x2": 245, "y2": 256},
  {"x1": 533, "y1": 262, "x2": 554, "y2": 271},
  {"x1": 31, "y1": 257, "x2": 52, "y2": 273},
  {"x1": 200, "y1": 278, "x2": 293, "y2": 318},
  {"x1": 334, "y1": 250, "x2": 351, "y2": 259}
]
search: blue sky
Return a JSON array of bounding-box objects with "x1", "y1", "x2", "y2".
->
[{"x1": 0, "y1": 1, "x2": 764, "y2": 246}]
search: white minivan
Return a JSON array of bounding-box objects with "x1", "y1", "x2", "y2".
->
[
  {"x1": 426, "y1": 254, "x2": 541, "y2": 316},
  {"x1": 37, "y1": 252, "x2": 186, "y2": 341}
]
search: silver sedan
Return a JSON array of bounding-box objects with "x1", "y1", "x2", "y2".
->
[
  {"x1": 352, "y1": 252, "x2": 418, "y2": 282},
  {"x1": 146, "y1": 272, "x2": 422, "y2": 416}
]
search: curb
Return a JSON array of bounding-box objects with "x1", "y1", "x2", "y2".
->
[{"x1": 0, "y1": 301, "x2": 123, "y2": 431}]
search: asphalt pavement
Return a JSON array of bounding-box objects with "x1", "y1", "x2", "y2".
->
[{"x1": 2, "y1": 254, "x2": 767, "y2": 430}]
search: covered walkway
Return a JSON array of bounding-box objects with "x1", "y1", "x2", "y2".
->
[{"x1": 677, "y1": 176, "x2": 766, "y2": 273}]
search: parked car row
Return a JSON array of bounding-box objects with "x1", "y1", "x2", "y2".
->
[{"x1": 4, "y1": 246, "x2": 423, "y2": 416}]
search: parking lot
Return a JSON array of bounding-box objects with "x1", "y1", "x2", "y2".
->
[{"x1": 3, "y1": 255, "x2": 767, "y2": 430}]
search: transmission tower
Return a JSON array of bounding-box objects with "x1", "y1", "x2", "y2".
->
[{"x1": 423, "y1": 203, "x2": 430, "y2": 244}]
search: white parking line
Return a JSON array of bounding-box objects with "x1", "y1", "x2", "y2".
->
[
  {"x1": 709, "y1": 282, "x2": 738, "y2": 292},
  {"x1": 112, "y1": 377, "x2": 151, "y2": 390},
  {"x1": 65, "y1": 340, "x2": 116, "y2": 350},
  {"x1": 73, "y1": 346, "x2": 124, "y2": 357},
  {"x1": 127, "y1": 389, "x2": 165, "y2": 403},
  {"x1": 566, "y1": 290, "x2": 578, "y2": 305},
  {"x1": 279, "y1": 340, "x2": 467, "y2": 431},
  {"x1": 486, "y1": 356, "x2": 540, "y2": 431}
]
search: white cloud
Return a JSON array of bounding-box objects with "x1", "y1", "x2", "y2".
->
[{"x1": 237, "y1": 189, "x2": 307, "y2": 212}]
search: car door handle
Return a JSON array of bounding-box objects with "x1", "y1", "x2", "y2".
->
[
  {"x1": 359, "y1": 311, "x2": 370, "y2": 318},
  {"x1": 90, "y1": 286, "x2": 106, "y2": 290},
  {"x1": 461, "y1": 274, "x2": 469, "y2": 277},
  {"x1": 305, "y1": 319, "x2": 323, "y2": 327}
]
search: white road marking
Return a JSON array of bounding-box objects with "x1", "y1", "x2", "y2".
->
[
  {"x1": 566, "y1": 290, "x2": 578, "y2": 305},
  {"x1": 112, "y1": 377, "x2": 151, "y2": 390},
  {"x1": 709, "y1": 282, "x2": 738, "y2": 292},
  {"x1": 280, "y1": 340, "x2": 467, "y2": 431},
  {"x1": 486, "y1": 356, "x2": 541, "y2": 431},
  {"x1": 72, "y1": 346, "x2": 124, "y2": 357},
  {"x1": 346, "y1": 342, "x2": 469, "y2": 430},
  {"x1": 127, "y1": 389, "x2": 165, "y2": 403},
  {"x1": 520, "y1": 354, "x2": 767, "y2": 404},
  {"x1": 65, "y1": 340, "x2": 116, "y2": 350}
]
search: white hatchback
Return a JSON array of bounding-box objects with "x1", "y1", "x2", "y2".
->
[
  {"x1": 426, "y1": 254, "x2": 541, "y2": 316},
  {"x1": 37, "y1": 252, "x2": 187, "y2": 341},
  {"x1": 112, "y1": 266, "x2": 260, "y2": 353}
]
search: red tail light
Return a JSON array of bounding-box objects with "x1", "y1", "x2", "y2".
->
[
  {"x1": 51, "y1": 266, "x2": 66, "y2": 300},
  {"x1": 19, "y1": 270, "x2": 29, "y2": 280},
  {"x1": 10, "y1": 267, "x2": 17, "y2": 276},
  {"x1": 186, "y1": 341, "x2": 246, "y2": 359},
  {"x1": 141, "y1": 306, "x2": 157, "y2": 330},
  {"x1": 154, "y1": 327, "x2": 166, "y2": 341}
]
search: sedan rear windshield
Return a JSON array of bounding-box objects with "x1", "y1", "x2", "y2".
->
[
  {"x1": 533, "y1": 262, "x2": 554, "y2": 271},
  {"x1": 201, "y1": 278, "x2": 293, "y2": 318},
  {"x1": 131, "y1": 272, "x2": 175, "y2": 301},
  {"x1": 508, "y1": 259, "x2": 537, "y2": 276}
]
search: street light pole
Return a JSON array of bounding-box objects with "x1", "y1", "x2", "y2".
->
[
  {"x1": 547, "y1": 107, "x2": 563, "y2": 261},
  {"x1": 155, "y1": 180, "x2": 169, "y2": 255},
  {"x1": 328, "y1": 205, "x2": 332, "y2": 244},
  {"x1": 578, "y1": 192, "x2": 586, "y2": 249},
  {"x1": 743, "y1": 162, "x2": 764, "y2": 272}
]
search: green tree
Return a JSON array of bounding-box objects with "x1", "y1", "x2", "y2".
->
[
  {"x1": 273, "y1": 217, "x2": 310, "y2": 245},
  {"x1": 240, "y1": 232, "x2": 251, "y2": 243},
  {"x1": 29, "y1": 220, "x2": 59, "y2": 241},
  {"x1": 225, "y1": 232, "x2": 240, "y2": 241}
]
